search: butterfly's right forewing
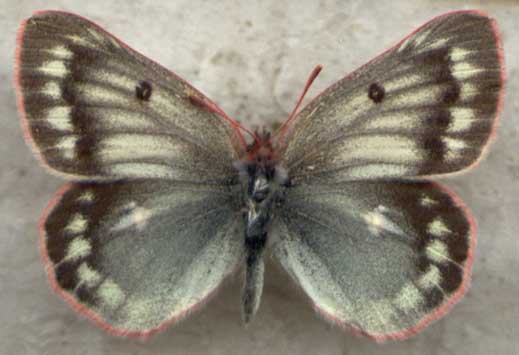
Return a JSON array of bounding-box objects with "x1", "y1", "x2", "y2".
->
[
  {"x1": 16, "y1": 11, "x2": 241, "y2": 182},
  {"x1": 277, "y1": 11, "x2": 504, "y2": 183}
]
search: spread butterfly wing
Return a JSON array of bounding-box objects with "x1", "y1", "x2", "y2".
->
[
  {"x1": 41, "y1": 180, "x2": 243, "y2": 336},
  {"x1": 16, "y1": 11, "x2": 241, "y2": 182},
  {"x1": 277, "y1": 11, "x2": 504, "y2": 183},
  {"x1": 272, "y1": 181, "x2": 474, "y2": 341}
]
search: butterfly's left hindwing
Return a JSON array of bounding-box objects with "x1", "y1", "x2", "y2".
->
[
  {"x1": 42, "y1": 181, "x2": 243, "y2": 336},
  {"x1": 272, "y1": 181, "x2": 474, "y2": 341},
  {"x1": 16, "y1": 11, "x2": 240, "y2": 183}
]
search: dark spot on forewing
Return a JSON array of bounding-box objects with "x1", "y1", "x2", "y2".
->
[
  {"x1": 368, "y1": 83, "x2": 385, "y2": 103},
  {"x1": 136, "y1": 80, "x2": 152, "y2": 101}
]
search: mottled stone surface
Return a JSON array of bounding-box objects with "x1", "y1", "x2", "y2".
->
[{"x1": 1, "y1": 1, "x2": 518, "y2": 354}]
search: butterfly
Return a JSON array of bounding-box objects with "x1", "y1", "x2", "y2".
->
[{"x1": 15, "y1": 10, "x2": 504, "y2": 341}]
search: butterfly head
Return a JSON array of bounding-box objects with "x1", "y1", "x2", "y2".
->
[{"x1": 240, "y1": 128, "x2": 288, "y2": 186}]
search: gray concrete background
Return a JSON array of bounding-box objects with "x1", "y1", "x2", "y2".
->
[{"x1": 1, "y1": 1, "x2": 518, "y2": 354}]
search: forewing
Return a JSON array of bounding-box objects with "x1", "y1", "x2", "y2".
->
[
  {"x1": 16, "y1": 11, "x2": 241, "y2": 182},
  {"x1": 41, "y1": 181, "x2": 243, "y2": 336},
  {"x1": 278, "y1": 11, "x2": 504, "y2": 183},
  {"x1": 272, "y1": 181, "x2": 474, "y2": 341}
]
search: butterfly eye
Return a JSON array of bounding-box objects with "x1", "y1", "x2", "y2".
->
[
  {"x1": 135, "y1": 80, "x2": 152, "y2": 101},
  {"x1": 368, "y1": 82, "x2": 385, "y2": 103}
]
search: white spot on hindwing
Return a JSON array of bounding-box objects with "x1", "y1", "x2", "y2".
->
[
  {"x1": 64, "y1": 237, "x2": 91, "y2": 261},
  {"x1": 77, "y1": 262, "x2": 102, "y2": 288},
  {"x1": 426, "y1": 240, "x2": 449, "y2": 264},
  {"x1": 427, "y1": 218, "x2": 451, "y2": 237},
  {"x1": 65, "y1": 213, "x2": 87, "y2": 234},
  {"x1": 417, "y1": 264, "x2": 442, "y2": 290},
  {"x1": 363, "y1": 205, "x2": 404, "y2": 237},
  {"x1": 97, "y1": 279, "x2": 125, "y2": 309},
  {"x1": 111, "y1": 202, "x2": 153, "y2": 231},
  {"x1": 395, "y1": 283, "x2": 424, "y2": 311},
  {"x1": 130, "y1": 207, "x2": 152, "y2": 230}
]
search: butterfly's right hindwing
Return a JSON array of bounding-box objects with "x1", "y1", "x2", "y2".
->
[
  {"x1": 42, "y1": 180, "x2": 243, "y2": 335},
  {"x1": 16, "y1": 11, "x2": 239, "y2": 182},
  {"x1": 272, "y1": 180, "x2": 474, "y2": 341}
]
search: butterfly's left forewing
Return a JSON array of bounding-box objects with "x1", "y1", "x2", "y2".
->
[{"x1": 16, "y1": 11, "x2": 242, "y2": 182}]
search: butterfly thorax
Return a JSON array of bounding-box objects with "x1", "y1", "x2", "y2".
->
[{"x1": 237, "y1": 130, "x2": 288, "y2": 323}]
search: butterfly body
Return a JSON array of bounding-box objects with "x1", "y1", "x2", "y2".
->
[
  {"x1": 238, "y1": 130, "x2": 288, "y2": 321},
  {"x1": 15, "y1": 10, "x2": 504, "y2": 340}
]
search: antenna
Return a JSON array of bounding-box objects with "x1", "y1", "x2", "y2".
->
[
  {"x1": 276, "y1": 65, "x2": 323, "y2": 143},
  {"x1": 189, "y1": 95, "x2": 258, "y2": 147}
]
